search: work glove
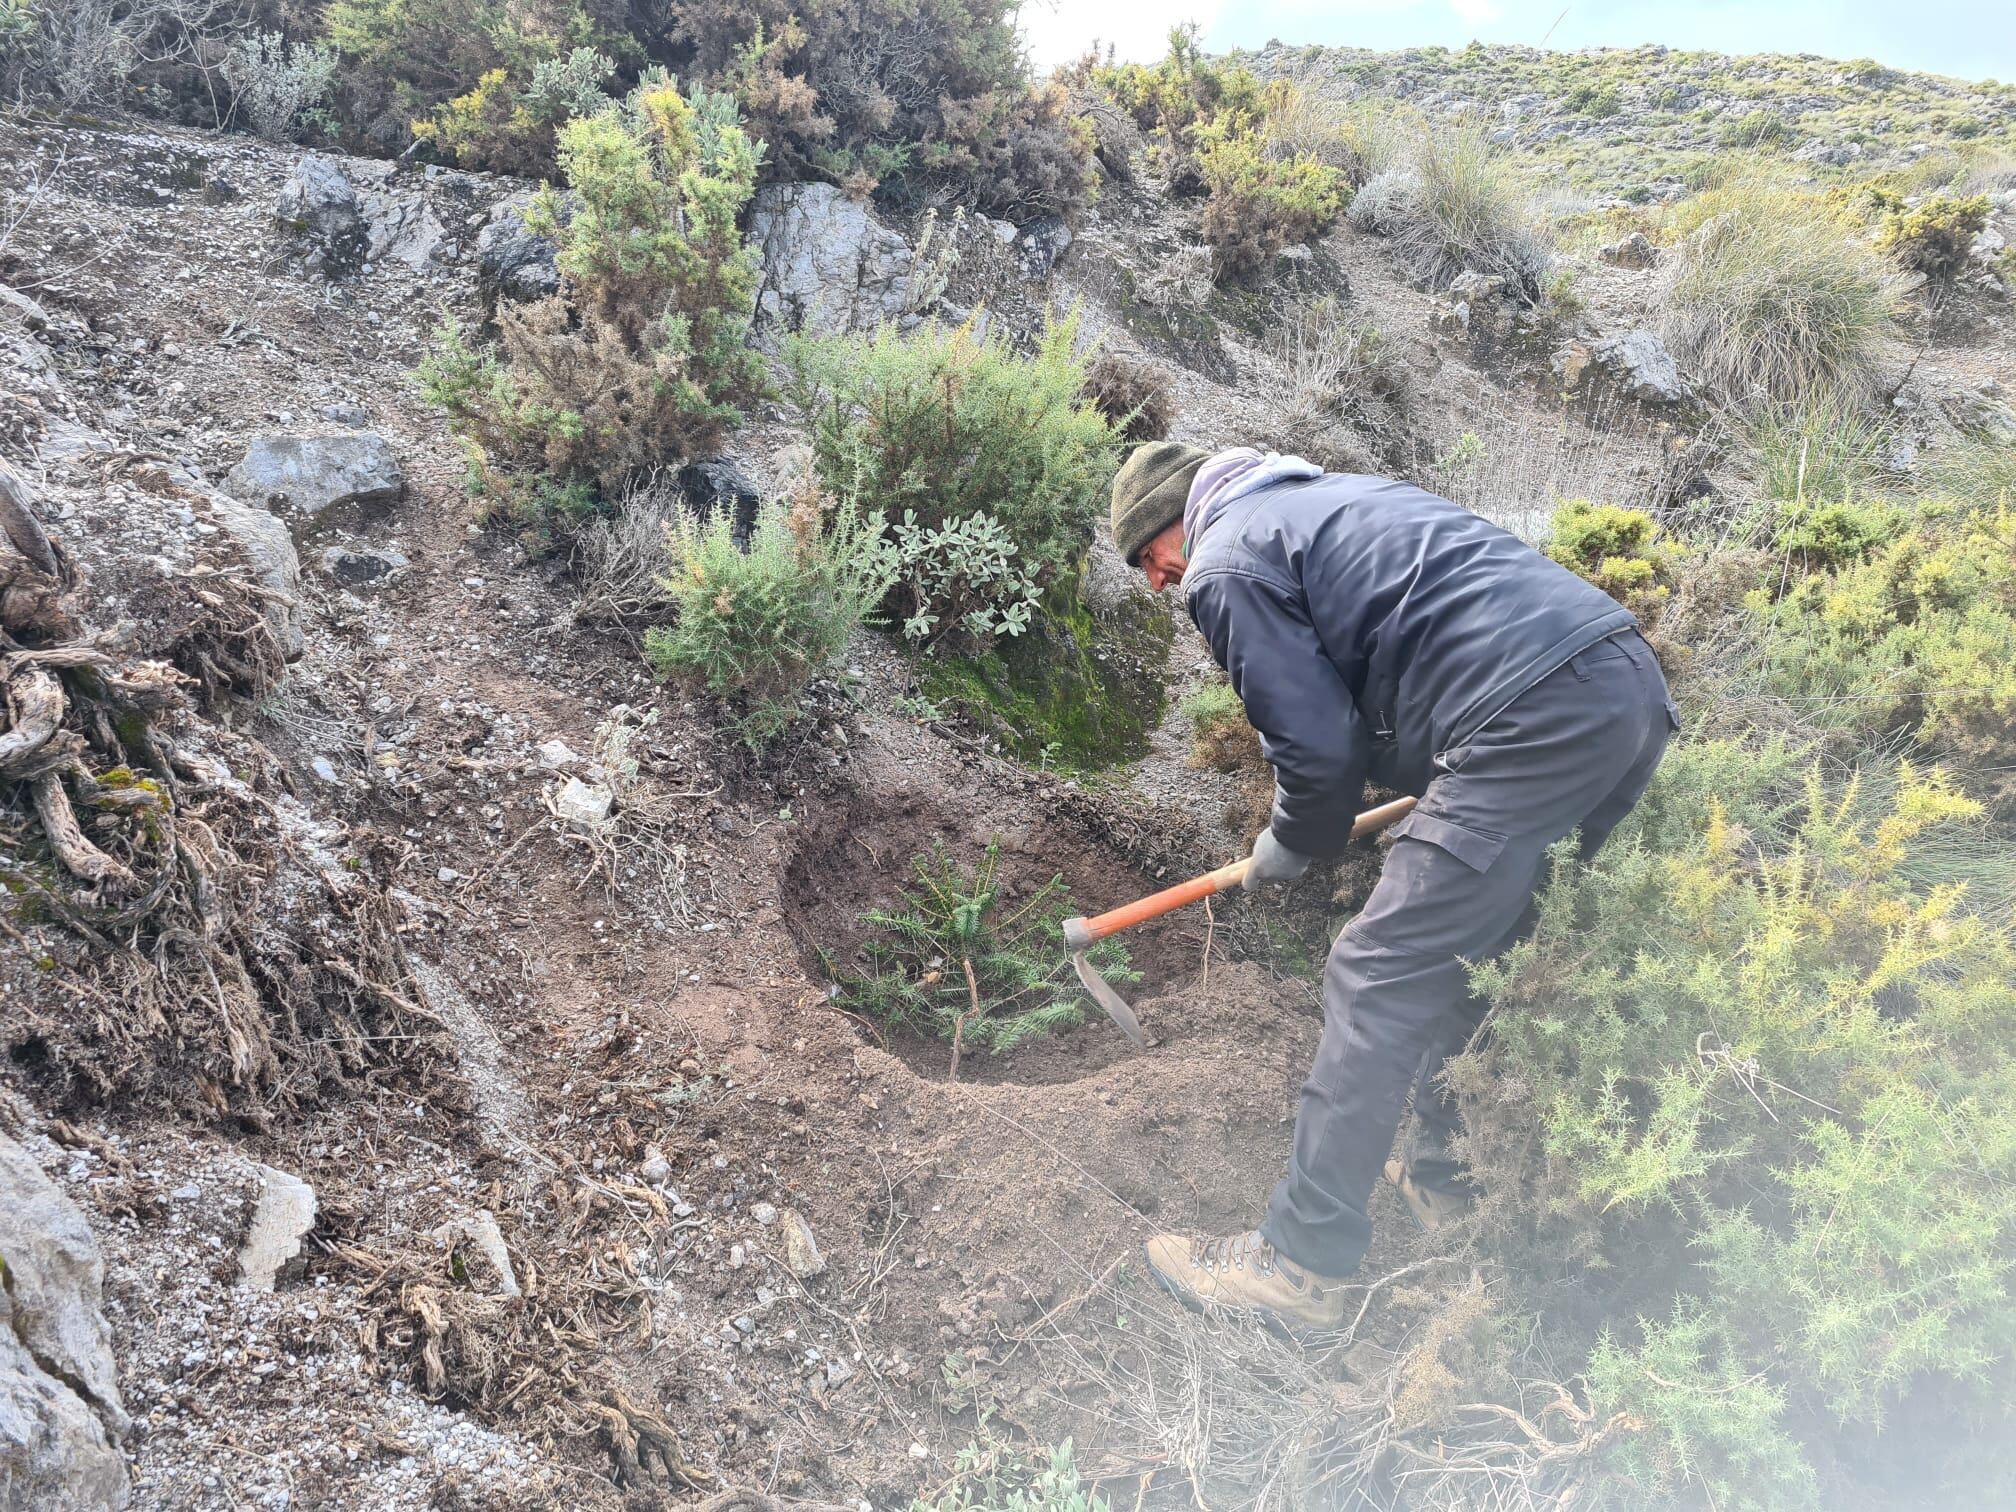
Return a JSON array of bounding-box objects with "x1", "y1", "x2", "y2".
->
[{"x1": 1242, "y1": 829, "x2": 1311, "y2": 890}]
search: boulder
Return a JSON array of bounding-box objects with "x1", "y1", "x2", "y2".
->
[
  {"x1": 319, "y1": 544, "x2": 408, "y2": 588},
  {"x1": 747, "y1": 182, "x2": 918, "y2": 341},
  {"x1": 224, "y1": 433, "x2": 405, "y2": 522},
  {"x1": 1016, "y1": 214, "x2": 1073, "y2": 280},
  {"x1": 275, "y1": 155, "x2": 368, "y2": 276},
  {"x1": 477, "y1": 192, "x2": 563, "y2": 308},
  {"x1": 1599, "y1": 231, "x2": 1659, "y2": 270},
  {"x1": 1554, "y1": 330, "x2": 1690, "y2": 406},
  {"x1": 678, "y1": 458, "x2": 760, "y2": 546},
  {"x1": 0, "y1": 1131, "x2": 130, "y2": 1510}
]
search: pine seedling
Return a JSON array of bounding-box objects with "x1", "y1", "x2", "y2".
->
[{"x1": 835, "y1": 840, "x2": 1136, "y2": 1079}]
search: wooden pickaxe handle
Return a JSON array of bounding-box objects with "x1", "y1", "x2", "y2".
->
[{"x1": 1061, "y1": 795, "x2": 1416, "y2": 950}]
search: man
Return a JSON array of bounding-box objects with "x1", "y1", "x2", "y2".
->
[{"x1": 1109, "y1": 441, "x2": 1678, "y2": 1332}]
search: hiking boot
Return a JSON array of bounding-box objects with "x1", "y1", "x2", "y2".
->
[
  {"x1": 1141, "y1": 1229, "x2": 1349, "y2": 1333},
  {"x1": 1383, "y1": 1158, "x2": 1476, "y2": 1232}
]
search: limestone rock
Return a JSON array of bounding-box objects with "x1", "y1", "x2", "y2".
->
[
  {"x1": 236, "y1": 1165, "x2": 317, "y2": 1291},
  {"x1": 477, "y1": 192, "x2": 563, "y2": 308},
  {"x1": 554, "y1": 776, "x2": 613, "y2": 830},
  {"x1": 781, "y1": 1210, "x2": 826, "y2": 1279},
  {"x1": 1599, "y1": 231, "x2": 1659, "y2": 269},
  {"x1": 224, "y1": 433, "x2": 405, "y2": 521},
  {"x1": 319, "y1": 545, "x2": 409, "y2": 588},
  {"x1": 0, "y1": 1131, "x2": 130, "y2": 1510},
  {"x1": 747, "y1": 183, "x2": 918, "y2": 341},
  {"x1": 276, "y1": 155, "x2": 368, "y2": 276},
  {"x1": 198, "y1": 483, "x2": 310, "y2": 659},
  {"x1": 1554, "y1": 330, "x2": 1690, "y2": 406}
]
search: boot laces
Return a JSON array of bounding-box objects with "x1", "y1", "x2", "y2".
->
[{"x1": 1188, "y1": 1231, "x2": 1277, "y2": 1277}]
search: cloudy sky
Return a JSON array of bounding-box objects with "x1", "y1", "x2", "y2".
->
[{"x1": 1016, "y1": 0, "x2": 2016, "y2": 84}]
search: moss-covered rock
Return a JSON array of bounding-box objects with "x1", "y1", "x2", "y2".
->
[{"x1": 921, "y1": 557, "x2": 1172, "y2": 770}]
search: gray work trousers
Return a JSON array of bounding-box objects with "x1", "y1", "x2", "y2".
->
[{"x1": 1262, "y1": 631, "x2": 1677, "y2": 1275}]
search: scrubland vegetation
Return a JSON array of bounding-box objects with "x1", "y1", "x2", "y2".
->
[{"x1": 4, "y1": 7, "x2": 2015, "y2": 1509}]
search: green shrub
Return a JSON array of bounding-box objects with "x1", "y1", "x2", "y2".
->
[
  {"x1": 1717, "y1": 108, "x2": 1794, "y2": 147},
  {"x1": 786, "y1": 314, "x2": 1120, "y2": 650},
  {"x1": 1752, "y1": 501, "x2": 2016, "y2": 801},
  {"x1": 1088, "y1": 29, "x2": 1345, "y2": 280},
  {"x1": 642, "y1": 482, "x2": 894, "y2": 744},
  {"x1": 662, "y1": 0, "x2": 1089, "y2": 216},
  {"x1": 1876, "y1": 192, "x2": 1992, "y2": 278},
  {"x1": 1458, "y1": 742, "x2": 2016, "y2": 1499},
  {"x1": 833, "y1": 841, "x2": 1134, "y2": 1075},
  {"x1": 912, "y1": 1437, "x2": 1109, "y2": 1512},
  {"x1": 409, "y1": 46, "x2": 615, "y2": 174},
  {"x1": 1659, "y1": 182, "x2": 1908, "y2": 403},
  {"x1": 1565, "y1": 81, "x2": 1622, "y2": 118},
  {"x1": 1544, "y1": 499, "x2": 1673, "y2": 626},
  {"x1": 324, "y1": 0, "x2": 615, "y2": 154},
  {"x1": 419, "y1": 72, "x2": 764, "y2": 542},
  {"x1": 222, "y1": 30, "x2": 339, "y2": 140}
]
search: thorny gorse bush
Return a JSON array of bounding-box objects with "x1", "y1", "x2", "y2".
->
[
  {"x1": 410, "y1": 45, "x2": 616, "y2": 176},
  {"x1": 1751, "y1": 498, "x2": 2016, "y2": 807},
  {"x1": 420, "y1": 70, "x2": 764, "y2": 545},
  {"x1": 1086, "y1": 28, "x2": 1347, "y2": 281},
  {"x1": 1453, "y1": 747, "x2": 2016, "y2": 1502},
  {"x1": 642, "y1": 480, "x2": 894, "y2": 746}
]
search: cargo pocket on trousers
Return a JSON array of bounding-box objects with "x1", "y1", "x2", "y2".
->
[{"x1": 1387, "y1": 810, "x2": 1508, "y2": 873}]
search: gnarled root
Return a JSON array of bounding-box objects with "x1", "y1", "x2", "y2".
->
[{"x1": 30, "y1": 769, "x2": 134, "y2": 887}]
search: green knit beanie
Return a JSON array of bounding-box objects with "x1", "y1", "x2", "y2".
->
[{"x1": 1110, "y1": 441, "x2": 1209, "y2": 564}]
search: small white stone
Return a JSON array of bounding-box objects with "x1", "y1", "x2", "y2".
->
[{"x1": 553, "y1": 777, "x2": 612, "y2": 830}]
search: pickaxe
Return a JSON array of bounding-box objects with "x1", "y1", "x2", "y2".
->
[{"x1": 1061, "y1": 796, "x2": 1417, "y2": 1047}]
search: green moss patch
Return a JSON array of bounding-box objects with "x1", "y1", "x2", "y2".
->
[{"x1": 920, "y1": 565, "x2": 1173, "y2": 770}]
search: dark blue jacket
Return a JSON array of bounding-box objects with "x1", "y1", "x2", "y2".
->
[{"x1": 1184, "y1": 473, "x2": 1637, "y2": 858}]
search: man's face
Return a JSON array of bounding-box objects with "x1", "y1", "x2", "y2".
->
[{"x1": 1138, "y1": 521, "x2": 1187, "y2": 594}]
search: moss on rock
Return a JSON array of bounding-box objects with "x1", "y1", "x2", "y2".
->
[{"x1": 921, "y1": 560, "x2": 1173, "y2": 770}]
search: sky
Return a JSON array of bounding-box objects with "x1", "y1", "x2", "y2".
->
[{"x1": 1016, "y1": 0, "x2": 2016, "y2": 85}]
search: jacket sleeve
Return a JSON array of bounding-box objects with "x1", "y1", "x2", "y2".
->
[{"x1": 1187, "y1": 567, "x2": 1367, "y2": 858}]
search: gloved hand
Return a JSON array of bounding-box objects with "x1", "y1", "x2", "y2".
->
[{"x1": 1242, "y1": 829, "x2": 1311, "y2": 890}]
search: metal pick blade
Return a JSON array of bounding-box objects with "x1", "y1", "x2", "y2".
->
[{"x1": 1073, "y1": 950, "x2": 1145, "y2": 1050}]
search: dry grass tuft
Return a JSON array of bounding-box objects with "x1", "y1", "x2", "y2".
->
[{"x1": 1659, "y1": 180, "x2": 1909, "y2": 405}]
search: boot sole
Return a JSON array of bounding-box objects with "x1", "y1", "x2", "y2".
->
[{"x1": 1140, "y1": 1243, "x2": 1339, "y2": 1342}]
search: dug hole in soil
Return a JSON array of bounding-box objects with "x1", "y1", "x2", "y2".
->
[{"x1": 769, "y1": 745, "x2": 1347, "y2": 1329}]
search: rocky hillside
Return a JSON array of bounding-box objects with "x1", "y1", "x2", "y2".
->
[
  {"x1": 1248, "y1": 40, "x2": 2016, "y2": 195},
  {"x1": 4, "y1": 17, "x2": 2016, "y2": 1512}
]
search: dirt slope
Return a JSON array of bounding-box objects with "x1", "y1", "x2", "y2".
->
[{"x1": 3, "y1": 91, "x2": 2011, "y2": 1511}]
